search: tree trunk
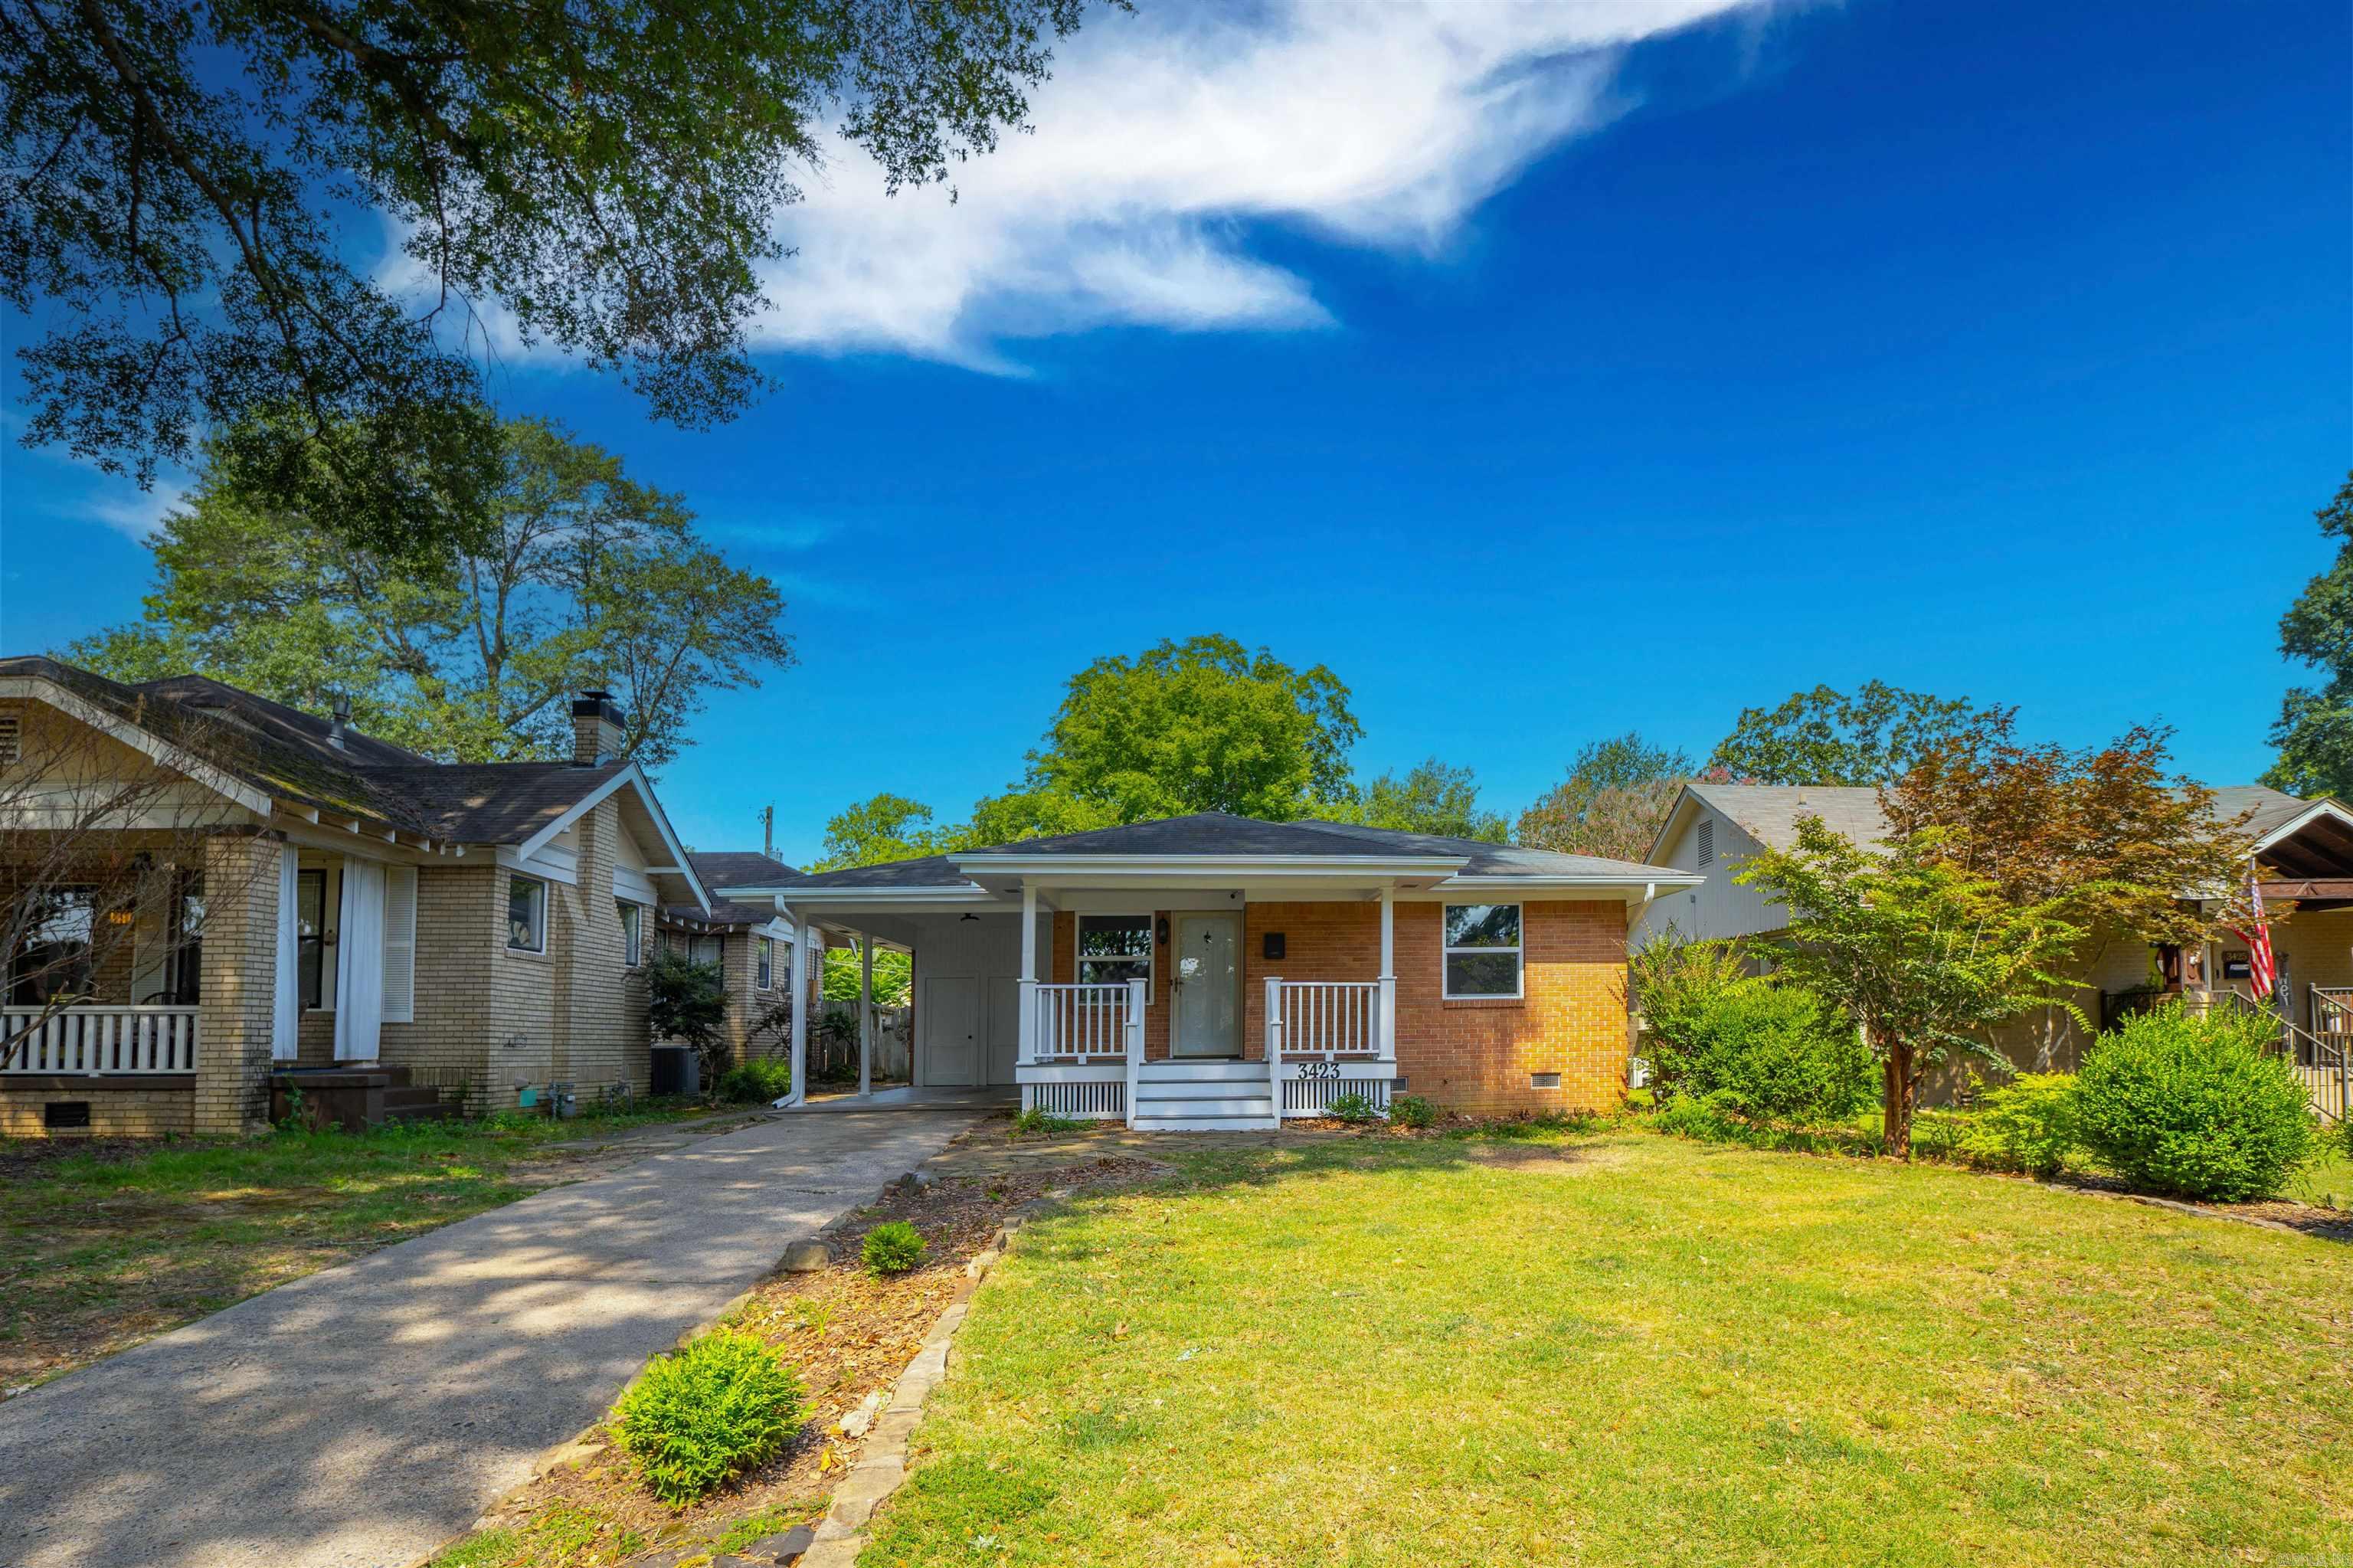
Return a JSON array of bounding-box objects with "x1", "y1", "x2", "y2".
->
[{"x1": 1881, "y1": 1040, "x2": 1916, "y2": 1159}]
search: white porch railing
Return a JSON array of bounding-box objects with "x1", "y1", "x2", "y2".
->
[
  {"x1": 1029, "y1": 982, "x2": 1137, "y2": 1059},
  {"x1": 1265, "y1": 977, "x2": 1394, "y2": 1126},
  {"x1": 2, "y1": 1005, "x2": 200, "y2": 1075}
]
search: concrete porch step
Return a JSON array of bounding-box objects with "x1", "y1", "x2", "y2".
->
[
  {"x1": 381, "y1": 1085, "x2": 442, "y2": 1109},
  {"x1": 1133, "y1": 1114, "x2": 1276, "y2": 1132},
  {"x1": 1136, "y1": 1059, "x2": 1269, "y2": 1082},
  {"x1": 1132, "y1": 1095, "x2": 1274, "y2": 1119},
  {"x1": 381, "y1": 1101, "x2": 460, "y2": 1124}
]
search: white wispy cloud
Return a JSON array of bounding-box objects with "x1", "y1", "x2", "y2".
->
[
  {"x1": 754, "y1": 0, "x2": 1769, "y2": 366},
  {"x1": 83, "y1": 483, "x2": 188, "y2": 542}
]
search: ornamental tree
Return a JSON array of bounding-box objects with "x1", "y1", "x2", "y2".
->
[
  {"x1": 1737, "y1": 817, "x2": 2083, "y2": 1158},
  {"x1": 1517, "y1": 732, "x2": 1696, "y2": 861}
]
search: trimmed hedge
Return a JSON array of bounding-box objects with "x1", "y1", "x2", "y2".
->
[{"x1": 2073, "y1": 1003, "x2": 2317, "y2": 1201}]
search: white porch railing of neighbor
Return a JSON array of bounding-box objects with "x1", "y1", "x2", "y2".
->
[
  {"x1": 2298, "y1": 986, "x2": 2351, "y2": 1123},
  {"x1": 1031, "y1": 982, "x2": 1137, "y2": 1059},
  {"x1": 2, "y1": 1005, "x2": 200, "y2": 1074}
]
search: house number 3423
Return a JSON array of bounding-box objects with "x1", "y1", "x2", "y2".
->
[{"x1": 1295, "y1": 1060, "x2": 1340, "y2": 1080}]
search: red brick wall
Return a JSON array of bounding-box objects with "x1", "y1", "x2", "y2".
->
[{"x1": 1047, "y1": 899, "x2": 1628, "y2": 1107}]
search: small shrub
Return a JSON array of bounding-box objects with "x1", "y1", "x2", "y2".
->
[
  {"x1": 1955, "y1": 1072, "x2": 2079, "y2": 1176},
  {"x1": 862, "y1": 1219, "x2": 928, "y2": 1275},
  {"x1": 1388, "y1": 1094, "x2": 1439, "y2": 1130},
  {"x1": 1634, "y1": 942, "x2": 1871, "y2": 1125},
  {"x1": 611, "y1": 1327, "x2": 805, "y2": 1506},
  {"x1": 2074, "y1": 1003, "x2": 2318, "y2": 1201},
  {"x1": 1010, "y1": 1105, "x2": 1082, "y2": 1137},
  {"x1": 1651, "y1": 1091, "x2": 1747, "y2": 1144},
  {"x1": 715, "y1": 1056, "x2": 794, "y2": 1104},
  {"x1": 1326, "y1": 1092, "x2": 1376, "y2": 1124}
]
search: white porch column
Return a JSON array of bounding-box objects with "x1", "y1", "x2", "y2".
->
[
  {"x1": 1018, "y1": 882, "x2": 1038, "y2": 1064},
  {"x1": 1377, "y1": 882, "x2": 1397, "y2": 1062},
  {"x1": 786, "y1": 908, "x2": 808, "y2": 1106},
  {"x1": 858, "y1": 938, "x2": 875, "y2": 1098}
]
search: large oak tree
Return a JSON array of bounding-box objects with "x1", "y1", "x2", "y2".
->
[{"x1": 3, "y1": 0, "x2": 1095, "y2": 556}]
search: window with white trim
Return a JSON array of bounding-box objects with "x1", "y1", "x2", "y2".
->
[
  {"x1": 1442, "y1": 903, "x2": 1523, "y2": 999},
  {"x1": 1075, "y1": 914, "x2": 1153, "y2": 997},
  {"x1": 690, "y1": 934, "x2": 722, "y2": 969},
  {"x1": 0, "y1": 713, "x2": 20, "y2": 767},
  {"x1": 618, "y1": 901, "x2": 643, "y2": 967},
  {"x1": 507, "y1": 875, "x2": 547, "y2": 953},
  {"x1": 757, "y1": 937, "x2": 774, "y2": 990}
]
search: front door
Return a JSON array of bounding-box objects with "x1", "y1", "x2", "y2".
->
[
  {"x1": 924, "y1": 976, "x2": 980, "y2": 1086},
  {"x1": 1170, "y1": 913, "x2": 1242, "y2": 1058}
]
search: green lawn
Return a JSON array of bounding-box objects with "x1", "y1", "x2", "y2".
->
[
  {"x1": 0, "y1": 1101, "x2": 725, "y2": 1395},
  {"x1": 863, "y1": 1132, "x2": 2351, "y2": 1567}
]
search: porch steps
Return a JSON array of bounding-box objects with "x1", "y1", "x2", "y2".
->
[
  {"x1": 381, "y1": 1085, "x2": 460, "y2": 1124},
  {"x1": 1132, "y1": 1059, "x2": 1273, "y2": 1132}
]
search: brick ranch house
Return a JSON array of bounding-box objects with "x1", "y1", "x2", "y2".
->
[
  {"x1": 0, "y1": 655, "x2": 801, "y2": 1137},
  {"x1": 723, "y1": 814, "x2": 1703, "y2": 1130}
]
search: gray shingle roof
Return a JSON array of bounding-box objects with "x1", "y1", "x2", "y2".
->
[
  {"x1": 771, "y1": 810, "x2": 1687, "y2": 890},
  {"x1": 3, "y1": 655, "x2": 632, "y2": 846},
  {"x1": 687, "y1": 852, "x2": 800, "y2": 924},
  {"x1": 1684, "y1": 784, "x2": 1892, "y2": 851}
]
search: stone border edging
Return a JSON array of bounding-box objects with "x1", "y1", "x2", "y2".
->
[
  {"x1": 399, "y1": 1175, "x2": 1060, "y2": 1568},
  {"x1": 2044, "y1": 1176, "x2": 2344, "y2": 1239},
  {"x1": 792, "y1": 1194, "x2": 1055, "y2": 1568}
]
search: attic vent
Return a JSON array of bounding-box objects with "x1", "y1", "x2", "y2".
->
[
  {"x1": 0, "y1": 713, "x2": 17, "y2": 766},
  {"x1": 1696, "y1": 819, "x2": 1714, "y2": 868}
]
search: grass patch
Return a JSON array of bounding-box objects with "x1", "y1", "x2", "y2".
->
[
  {"x1": 864, "y1": 1132, "x2": 2351, "y2": 1566},
  {"x1": 0, "y1": 1101, "x2": 721, "y2": 1395}
]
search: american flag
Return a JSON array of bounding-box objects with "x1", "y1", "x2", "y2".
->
[{"x1": 2234, "y1": 876, "x2": 2276, "y2": 1000}]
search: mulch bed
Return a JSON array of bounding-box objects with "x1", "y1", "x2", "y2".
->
[
  {"x1": 2054, "y1": 1173, "x2": 2353, "y2": 1243},
  {"x1": 467, "y1": 1153, "x2": 1163, "y2": 1567}
]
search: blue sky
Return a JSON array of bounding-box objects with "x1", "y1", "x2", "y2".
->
[{"x1": 3, "y1": 0, "x2": 2347, "y2": 867}]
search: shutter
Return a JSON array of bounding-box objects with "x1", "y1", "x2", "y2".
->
[
  {"x1": 381, "y1": 866, "x2": 417, "y2": 1024},
  {"x1": 1697, "y1": 819, "x2": 1714, "y2": 867}
]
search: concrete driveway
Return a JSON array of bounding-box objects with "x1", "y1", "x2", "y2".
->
[{"x1": 0, "y1": 1108, "x2": 982, "y2": 1568}]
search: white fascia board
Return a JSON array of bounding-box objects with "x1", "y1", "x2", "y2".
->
[
  {"x1": 956, "y1": 853, "x2": 1468, "y2": 881},
  {"x1": 7, "y1": 675, "x2": 273, "y2": 817},
  {"x1": 767, "y1": 885, "x2": 1010, "y2": 914},
  {"x1": 512, "y1": 763, "x2": 712, "y2": 913},
  {"x1": 1641, "y1": 786, "x2": 1703, "y2": 867},
  {"x1": 2253, "y1": 798, "x2": 2353, "y2": 855}
]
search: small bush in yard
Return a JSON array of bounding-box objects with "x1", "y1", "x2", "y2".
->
[
  {"x1": 862, "y1": 1219, "x2": 928, "y2": 1275},
  {"x1": 1631, "y1": 931, "x2": 1870, "y2": 1125},
  {"x1": 611, "y1": 1328, "x2": 805, "y2": 1506},
  {"x1": 1010, "y1": 1105, "x2": 1082, "y2": 1136},
  {"x1": 1388, "y1": 1094, "x2": 1439, "y2": 1130},
  {"x1": 715, "y1": 1057, "x2": 794, "y2": 1104},
  {"x1": 2073, "y1": 1003, "x2": 2318, "y2": 1201},
  {"x1": 1955, "y1": 1072, "x2": 2079, "y2": 1175},
  {"x1": 1327, "y1": 1092, "x2": 1376, "y2": 1124}
]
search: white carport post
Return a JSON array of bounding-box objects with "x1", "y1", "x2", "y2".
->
[
  {"x1": 781, "y1": 899, "x2": 807, "y2": 1107},
  {"x1": 1017, "y1": 882, "x2": 1039, "y2": 1065},
  {"x1": 1377, "y1": 882, "x2": 1398, "y2": 1064},
  {"x1": 858, "y1": 937, "x2": 875, "y2": 1099}
]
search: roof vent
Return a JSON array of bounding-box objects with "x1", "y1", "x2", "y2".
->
[
  {"x1": 1697, "y1": 819, "x2": 1714, "y2": 868},
  {"x1": 327, "y1": 694, "x2": 352, "y2": 751}
]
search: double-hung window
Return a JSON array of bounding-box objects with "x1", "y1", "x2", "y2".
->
[
  {"x1": 1075, "y1": 914, "x2": 1153, "y2": 998},
  {"x1": 297, "y1": 869, "x2": 329, "y2": 1007},
  {"x1": 689, "y1": 934, "x2": 723, "y2": 970},
  {"x1": 8, "y1": 885, "x2": 95, "y2": 1006},
  {"x1": 757, "y1": 937, "x2": 774, "y2": 990},
  {"x1": 1442, "y1": 903, "x2": 1523, "y2": 999},
  {"x1": 618, "y1": 902, "x2": 643, "y2": 967},
  {"x1": 508, "y1": 875, "x2": 547, "y2": 953}
]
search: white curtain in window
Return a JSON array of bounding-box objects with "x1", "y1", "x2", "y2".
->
[
  {"x1": 271, "y1": 846, "x2": 299, "y2": 1061},
  {"x1": 333, "y1": 858, "x2": 386, "y2": 1062}
]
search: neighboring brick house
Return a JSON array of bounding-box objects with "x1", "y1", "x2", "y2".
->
[
  {"x1": 718, "y1": 813, "x2": 1702, "y2": 1130},
  {"x1": 656, "y1": 851, "x2": 807, "y2": 1062},
  {"x1": 0, "y1": 656, "x2": 727, "y2": 1136}
]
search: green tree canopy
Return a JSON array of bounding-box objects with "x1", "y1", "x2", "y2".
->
[
  {"x1": 1710, "y1": 681, "x2": 1987, "y2": 786},
  {"x1": 1028, "y1": 635, "x2": 1361, "y2": 820},
  {"x1": 4, "y1": 0, "x2": 1095, "y2": 557},
  {"x1": 1517, "y1": 733, "x2": 1694, "y2": 862},
  {"x1": 70, "y1": 416, "x2": 790, "y2": 766},
  {"x1": 813, "y1": 794, "x2": 955, "y2": 870},
  {"x1": 1736, "y1": 817, "x2": 2083, "y2": 1157},
  {"x1": 2263, "y1": 471, "x2": 2353, "y2": 800},
  {"x1": 1317, "y1": 758, "x2": 1507, "y2": 842}
]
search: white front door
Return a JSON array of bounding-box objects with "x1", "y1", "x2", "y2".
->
[
  {"x1": 1170, "y1": 913, "x2": 1242, "y2": 1058},
  {"x1": 924, "y1": 976, "x2": 980, "y2": 1086}
]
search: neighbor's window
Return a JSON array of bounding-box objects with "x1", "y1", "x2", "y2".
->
[
  {"x1": 164, "y1": 872, "x2": 205, "y2": 1004},
  {"x1": 1076, "y1": 914, "x2": 1153, "y2": 997},
  {"x1": 508, "y1": 876, "x2": 547, "y2": 953},
  {"x1": 618, "y1": 901, "x2": 643, "y2": 967},
  {"x1": 297, "y1": 869, "x2": 327, "y2": 1008},
  {"x1": 8, "y1": 885, "x2": 96, "y2": 1006},
  {"x1": 690, "y1": 934, "x2": 722, "y2": 969},
  {"x1": 757, "y1": 937, "x2": 774, "y2": 990},
  {"x1": 1442, "y1": 903, "x2": 1523, "y2": 1000}
]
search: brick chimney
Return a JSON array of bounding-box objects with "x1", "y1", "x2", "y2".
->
[{"x1": 571, "y1": 690, "x2": 626, "y2": 766}]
